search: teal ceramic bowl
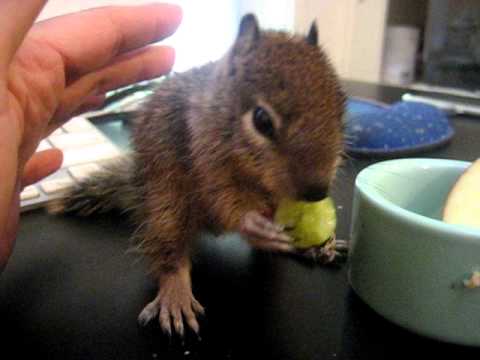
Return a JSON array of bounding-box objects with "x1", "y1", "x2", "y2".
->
[{"x1": 349, "y1": 158, "x2": 480, "y2": 346}]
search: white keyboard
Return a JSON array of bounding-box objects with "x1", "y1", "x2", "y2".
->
[{"x1": 20, "y1": 116, "x2": 124, "y2": 212}]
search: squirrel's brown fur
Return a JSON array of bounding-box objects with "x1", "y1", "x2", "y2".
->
[{"x1": 49, "y1": 14, "x2": 346, "y2": 336}]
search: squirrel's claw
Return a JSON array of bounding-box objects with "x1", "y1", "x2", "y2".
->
[
  {"x1": 248, "y1": 237, "x2": 296, "y2": 253},
  {"x1": 241, "y1": 210, "x2": 297, "y2": 253},
  {"x1": 240, "y1": 211, "x2": 292, "y2": 243}
]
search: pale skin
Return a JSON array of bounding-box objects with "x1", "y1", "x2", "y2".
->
[{"x1": 0, "y1": 1, "x2": 183, "y2": 271}]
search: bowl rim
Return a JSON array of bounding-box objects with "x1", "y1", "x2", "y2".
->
[{"x1": 355, "y1": 158, "x2": 480, "y2": 240}]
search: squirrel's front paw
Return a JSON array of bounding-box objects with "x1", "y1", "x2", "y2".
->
[
  {"x1": 240, "y1": 211, "x2": 296, "y2": 253},
  {"x1": 240, "y1": 211, "x2": 349, "y2": 264}
]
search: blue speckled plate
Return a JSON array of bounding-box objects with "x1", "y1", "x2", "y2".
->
[{"x1": 345, "y1": 97, "x2": 455, "y2": 157}]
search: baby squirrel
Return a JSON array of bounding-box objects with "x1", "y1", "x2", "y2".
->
[{"x1": 49, "y1": 14, "x2": 346, "y2": 337}]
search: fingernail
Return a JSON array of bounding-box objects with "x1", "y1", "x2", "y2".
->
[
  {"x1": 169, "y1": 4, "x2": 183, "y2": 23},
  {"x1": 153, "y1": 3, "x2": 183, "y2": 32}
]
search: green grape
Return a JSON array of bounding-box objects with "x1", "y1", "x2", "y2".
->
[{"x1": 274, "y1": 197, "x2": 336, "y2": 249}]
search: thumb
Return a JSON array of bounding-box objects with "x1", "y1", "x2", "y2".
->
[{"x1": 21, "y1": 149, "x2": 63, "y2": 187}]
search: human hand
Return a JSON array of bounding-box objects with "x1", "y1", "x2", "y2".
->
[{"x1": 0, "y1": 1, "x2": 182, "y2": 270}]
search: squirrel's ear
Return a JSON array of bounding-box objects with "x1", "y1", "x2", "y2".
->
[
  {"x1": 306, "y1": 20, "x2": 318, "y2": 46},
  {"x1": 234, "y1": 13, "x2": 260, "y2": 55}
]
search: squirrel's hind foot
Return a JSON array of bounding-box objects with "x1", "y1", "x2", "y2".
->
[
  {"x1": 138, "y1": 268, "x2": 205, "y2": 338},
  {"x1": 297, "y1": 237, "x2": 349, "y2": 266}
]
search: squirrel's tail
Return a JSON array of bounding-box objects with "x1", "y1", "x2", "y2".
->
[{"x1": 48, "y1": 156, "x2": 140, "y2": 217}]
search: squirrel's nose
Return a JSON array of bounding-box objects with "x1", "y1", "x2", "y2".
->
[{"x1": 300, "y1": 185, "x2": 329, "y2": 202}]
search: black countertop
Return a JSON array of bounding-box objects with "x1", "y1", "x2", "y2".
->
[{"x1": 1, "y1": 81, "x2": 480, "y2": 359}]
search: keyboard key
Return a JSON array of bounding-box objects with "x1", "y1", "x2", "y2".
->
[
  {"x1": 69, "y1": 163, "x2": 101, "y2": 181},
  {"x1": 40, "y1": 177, "x2": 75, "y2": 194},
  {"x1": 63, "y1": 116, "x2": 95, "y2": 133},
  {"x1": 62, "y1": 143, "x2": 121, "y2": 167},
  {"x1": 49, "y1": 132, "x2": 106, "y2": 150},
  {"x1": 20, "y1": 186, "x2": 40, "y2": 201},
  {"x1": 20, "y1": 115, "x2": 123, "y2": 212}
]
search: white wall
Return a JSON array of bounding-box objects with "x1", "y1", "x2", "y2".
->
[
  {"x1": 38, "y1": 0, "x2": 390, "y2": 81},
  {"x1": 295, "y1": 0, "x2": 350, "y2": 76},
  {"x1": 295, "y1": 0, "x2": 389, "y2": 83},
  {"x1": 38, "y1": 0, "x2": 238, "y2": 72},
  {"x1": 38, "y1": 0, "x2": 156, "y2": 20},
  {"x1": 237, "y1": 0, "x2": 294, "y2": 31}
]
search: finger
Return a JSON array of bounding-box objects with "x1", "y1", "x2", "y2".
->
[
  {"x1": 137, "y1": 300, "x2": 159, "y2": 327},
  {"x1": 334, "y1": 239, "x2": 349, "y2": 252},
  {"x1": 0, "y1": 0, "x2": 47, "y2": 68},
  {"x1": 31, "y1": 3, "x2": 182, "y2": 80},
  {"x1": 171, "y1": 308, "x2": 184, "y2": 338},
  {"x1": 70, "y1": 94, "x2": 106, "y2": 118},
  {"x1": 73, "y1": 46, "x2": 174, "y2": 96},
  {"x1": 0, "y1": 184, "x2": 20, "y2": 271},
  {"x1": 52, "y1": 46, "x2": 174, "y2": 123},
  {"x1": 251, "y1": 214, "x2": 285, "y2": 233},
  {"x1": 0, "y1": 112, "x2": 21, "y2": 269},
  {"x1": 183, "y1": 307, "x2": 200, "y2": 334},
  {"x1": 248, "y1": 237, "x2": 296, "y2": 253},
  {"x1": 241, "y1": 212, "x2": 292, "y2": 242},
  {"x1": 47, "y1": 94, "x2": 106, "y2": 134},
  {"x1": 191, "y1": 299, "x2": 205, "y2": 316},
  {"x1": 21, "y1": 148, "x2": 63, "y2": 187},
  {"x1": 159, "y1": 307, "x2": 172, "y2": 337}
]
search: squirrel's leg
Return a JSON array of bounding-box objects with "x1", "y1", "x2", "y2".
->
[{"x1": 136, "y1": 194, "x2": 204, "y2": 337}]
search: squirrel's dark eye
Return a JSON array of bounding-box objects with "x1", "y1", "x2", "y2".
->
[{"x1": 253, "y1": 106, "x2": 275, "y2": 139}]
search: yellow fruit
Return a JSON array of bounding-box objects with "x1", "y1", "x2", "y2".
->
[
  {"x1": 274, "y1": 197, "x2": 336, "y2": 249},
  {"x1": 443, "y1": 159, "x2": 480, "y2": 229}
]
